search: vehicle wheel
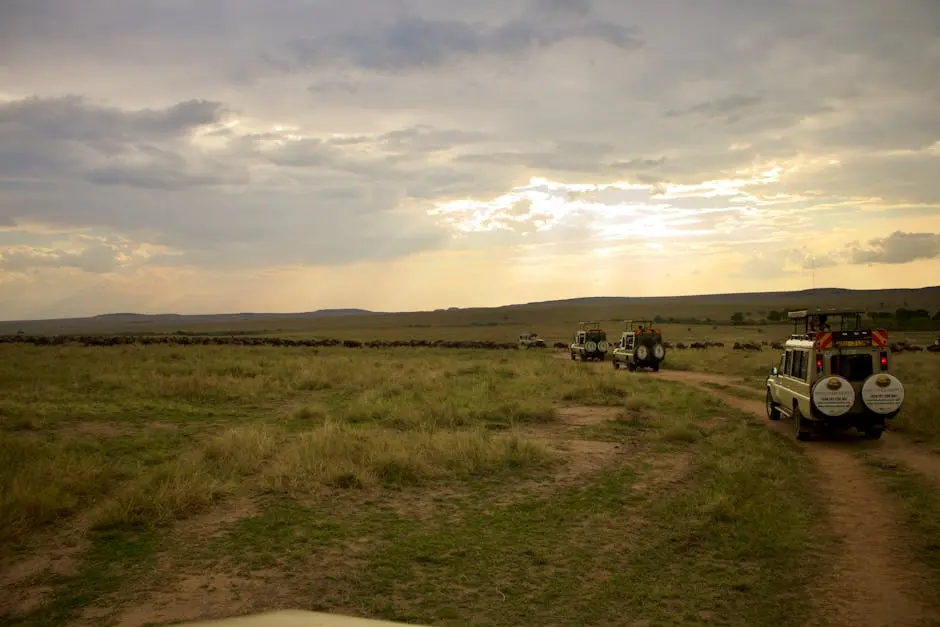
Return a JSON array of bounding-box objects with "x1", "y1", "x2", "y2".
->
[
  {"x1": 766, "y1": 390, "x2": 780, "y2": 421},
  {"x1": 570, "y1": 352, "x2": 576, "y2": 360},
  {"x1": 862, "y1": 427, "x2": 884, "y2": 440},
  {"x1": 627, "y1": 362, "x2": 637, "y2": 372},
  {"x1": 793, "y1": 404, "x2": 811, "y2": 441},
  {"x1": 651, "y1": 362, "x2": 660, "y2": 372},
  {"x1": 613, "y1": 360, "x2": 620, "y2": 369},
  {"x1": 862, "y1": 420, "x2": 885, "y2": 439}
]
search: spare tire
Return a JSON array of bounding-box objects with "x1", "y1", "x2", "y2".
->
[
  {"x1": 860, "y1": 373, "x2": 905, "y2": 415},
  {"x1": 585, "y1": 340, "x2": 597, "y2": 353},
  {"x1": 811, "y1": 375, "x2": 855, "y2": 417},
  {"x1": 636, "y1": 345, "x2": 649, "y2": 361},
  {"x1": 597, "y1": 340, "x2": 609, "y2": 352},
  {"x1": 652, "y1": 342, "x2": 665, "y2": 360}
]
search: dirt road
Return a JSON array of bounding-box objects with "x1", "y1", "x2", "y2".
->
[{"x1": 653, "y1": 368, "x2": 940, "y2": 627}]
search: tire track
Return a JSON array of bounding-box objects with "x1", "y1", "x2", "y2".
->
[{"x1": 656, "y1": 368, "x2": 940, "y2": 627}]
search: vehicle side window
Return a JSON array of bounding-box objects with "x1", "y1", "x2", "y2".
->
[
  {"x1": 798, "y1": 351, "x2": 808, "y2": 380},
  {"x1": 784, "y1": 350, "x2": 792, "y2": 375},
  {"x1": 790, "y1": 350, "x2": 805, "y2": 380}
]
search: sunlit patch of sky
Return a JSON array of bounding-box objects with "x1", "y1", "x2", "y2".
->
[{"x1": 427, "y1": 168, "x2": 824, "y2": 249}]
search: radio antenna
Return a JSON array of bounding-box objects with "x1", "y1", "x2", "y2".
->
[{"x1": 811, "y1": 256, "x2": 816, "y2": 291}]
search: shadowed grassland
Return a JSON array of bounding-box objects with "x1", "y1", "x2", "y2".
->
[{"x1": 1, "y1": 344, "x2": 831, "y2": 625}]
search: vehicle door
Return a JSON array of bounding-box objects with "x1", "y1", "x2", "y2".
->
[
  {"x1": 769, "y1": 351, "x2": 786, "y2": 402},
  {"x1": 781, "y1": 348, "x2": 811, "y2": 413},
  {"x1": 773, "y1": 349, "x2": 795, "y2": 407}
]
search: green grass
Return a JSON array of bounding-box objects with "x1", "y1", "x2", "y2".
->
[{"x1": 0, "y1": 343, "x2": 884, "y2": 625}]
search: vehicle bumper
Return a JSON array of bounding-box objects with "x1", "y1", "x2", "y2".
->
[{"x1": 807, "y1": 409, "x2": 901, "y2": 428}]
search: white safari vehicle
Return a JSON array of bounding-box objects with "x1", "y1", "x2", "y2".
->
[
  {"x1": 611, "y1": 320, "x2": 666, "y2": 372},
  {"x1": 517, "y1": 332, "x2": 547, "y2": 348},
  {"x1": 765, "y1": 309, "x2": 904, "y2": 441},
  {"x1": 569, "y1": 321, "x2": 609, "y2": 361}
]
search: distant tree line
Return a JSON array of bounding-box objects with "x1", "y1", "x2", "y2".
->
[{"x1": 729, "y1": 308, "x2": 940, "y2": 330}]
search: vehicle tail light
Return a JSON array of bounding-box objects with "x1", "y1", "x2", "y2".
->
[
  {"x1": 880, "y1": 352, "x2": 888, "y2": 370},
  {"x1": 816, "y1": 357, "x2": 823, "y2": 373}
]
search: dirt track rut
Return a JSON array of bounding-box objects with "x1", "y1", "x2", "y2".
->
[{"x1": 654, "y1": 368, "x2": 940, "y2": 627}]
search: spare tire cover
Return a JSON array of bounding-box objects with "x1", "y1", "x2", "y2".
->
[
  {"x1": 636, "y1": 345, "x2": 649, "y2": 361},
  {"x1": 597, "y1": 340, "x2": 609, "y2": 352},
  {"x1": 585, "y1": 340, "x2": 597, "y2": 352},
  {"x1": 811, "y1": 375, "x2": 855, "y2": 417},
  {"x1": 861, "y1": 373, "x2": 905, "y2": 414},
  {"x1": 652, "y1": 343, "x2": 665, "y2": 360}
]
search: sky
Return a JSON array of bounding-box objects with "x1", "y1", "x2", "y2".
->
[{"x1": 1, "y1": 0, "x2": 939, "y2": 320}]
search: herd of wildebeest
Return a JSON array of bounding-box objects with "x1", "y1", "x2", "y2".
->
[{"x1": 2, "y1": 333, "x2": 938, "y2": 353}]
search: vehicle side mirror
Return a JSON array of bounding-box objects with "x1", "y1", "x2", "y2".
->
[{"x1": 771, "y1": 367, "x2": 778, "y2": 376}]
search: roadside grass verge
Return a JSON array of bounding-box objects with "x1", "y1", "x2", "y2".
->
[
  {"x1": 859, "y1": 455, "x2": 940, "y2": 576},
  {"x1": 663, "y1": 346, "x2": 773, "y2": 387},
  {"x1": 886, "y1": 356, "x2": 940, "y2": 446},
  {"x1": 701, "y1": 381, "x2": 766, "y2": 401}
]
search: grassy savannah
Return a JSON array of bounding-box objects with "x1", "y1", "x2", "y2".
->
[{"x1": 0, "y1": 342, "x2": 835, "y2": 626}]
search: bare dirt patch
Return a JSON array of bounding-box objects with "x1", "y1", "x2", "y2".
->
[
  {"x1": 657, "y1": 369, "x2": 940, "y2": 627},
  {"x1": 0, "y1": 515, "x2": 91, "y2": 619},
  {"x1": 557, "y1": 405, "x2": 619, "y2": 427},
  {"x1": 82, "y1": 565, "x2": 282, "y2": 627},
  {"x1": 74, "y1": 497, "x2": 262, "y2": 625},
  {"x1": 524, "y1": 405, "x2": 624, "y2": 481},
  {"x1": 175, "y1": 496, "x2": 260, "y2": 542}
]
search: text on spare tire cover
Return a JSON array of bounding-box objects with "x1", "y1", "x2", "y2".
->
[
  {"x1": 811, "y1": 376, "x2": 855, "y2": 416},
  {"x1": 860, "y1": 374, "x2": 904, "y2": 414}
]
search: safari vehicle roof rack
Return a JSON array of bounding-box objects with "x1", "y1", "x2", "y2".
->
[
  {"x1": 622, "y1": 319, "x2": 659, "y2": 334},
  {"x1": 785, "y1": 308, "x2": 888, "y2": 348},
  {"x1": 578, "y1": 321, "x2": 604, "y2": 331}
]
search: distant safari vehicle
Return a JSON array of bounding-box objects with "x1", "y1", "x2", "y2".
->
[
  {"x1": 570, "y1": 321, "x2": 609, "y2": 361},
  {"x1": 611, "y1": 320, "x2": 666, "y2": 372},
  {"x1": 765, "y1": 309, "x2": 904, "y2": 441},
  {"x1": 517, "y1": 332, "x2": 547, "y2": 348}
]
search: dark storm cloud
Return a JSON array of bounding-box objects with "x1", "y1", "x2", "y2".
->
[
  {"x1": 270, "y1": 11, "x2": 642, "y2": 73},
  {"x1": 0, "y1": 95, "x2": 236, "y2": 187},
  {"x1": 0, "y1": 96, "x2": 226, "y2": 141},
  {"x1": 847, "y1": 231, "x2": 940, "y2": 266}
]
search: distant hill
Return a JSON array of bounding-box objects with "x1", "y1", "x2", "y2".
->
[
  {"x1": 2, "y1": 287, "x2": 939, "y2": 335},
  {"x1": 90, "y1": 309, "x2": 375, "y2": 322},
  {"x1": 0, "y1": 308, "x2": 378, "y2": 335},
  {"x1": 507, "y1": 287, "x2": 940, "y2": 309}
]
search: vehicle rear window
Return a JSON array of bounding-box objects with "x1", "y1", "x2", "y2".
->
[{"x1": 830, "y1": 354, "x2": 873, "y2": 381}]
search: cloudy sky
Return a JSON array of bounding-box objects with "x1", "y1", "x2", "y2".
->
[{"x1": 1, "y1": 0, "x2": 939, "y2": 319}]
